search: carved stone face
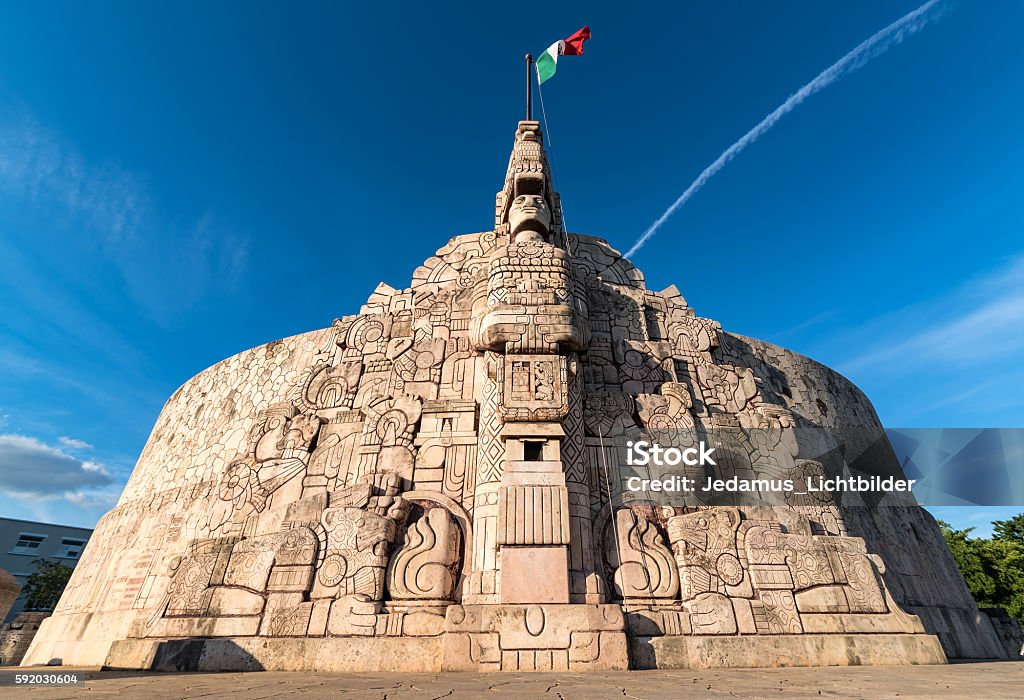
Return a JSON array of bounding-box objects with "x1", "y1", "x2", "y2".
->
[{"x1": 508, "y1": 194, "x2": 552, "y2": 240}]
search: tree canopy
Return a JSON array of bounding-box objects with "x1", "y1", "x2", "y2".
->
[
  {"x1": 993, "y1": 513, "x2": 1024, "y2": 547},
  {"x1": 18, "y1": 559, "x2": 74, "y2": 612},
  {"x1": 938, "y1": 513, "x2": 1024, "y2": 623}
]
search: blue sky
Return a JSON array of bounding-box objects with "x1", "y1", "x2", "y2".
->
[{"x1": 0, "y1": 1, "x2": 1021, "y2": 535}]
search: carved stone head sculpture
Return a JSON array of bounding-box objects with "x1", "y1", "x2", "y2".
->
[{"x1": 508, "y1": 193, "x2": 552, "y2": 241}]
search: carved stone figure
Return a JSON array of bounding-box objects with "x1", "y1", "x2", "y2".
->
[
  {"x1": 659, "y1": 508, "x2": 916, "y2": 638},
  {"x1": 508, "y1": 194, "x2": 552, "y2": 240},
  {"x1": 283, "y1": 413, "x2": 322, "y2": 452},
  {"x1": 313, "y1": 472, "x2": 410, "y2": 601}
]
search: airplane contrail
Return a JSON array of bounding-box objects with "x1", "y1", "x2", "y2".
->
[{"x1": 625, "y1": 0, "x2": 948, "y2": 258}]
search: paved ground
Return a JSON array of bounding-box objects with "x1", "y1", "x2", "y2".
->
[{"x1": 1, "y1": 662, "x2": 1021, "y2": 699}]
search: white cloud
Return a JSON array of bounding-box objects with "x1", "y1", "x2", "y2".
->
[
  {"x1": 0, "y1": 118, "x2": 145, "y2": 242},
  {"x1": 80, "y1": 460, "x2": 108, "y2": 473},
  {"x1": 63, "y1": 491, "x2": 120, "y2": 509},
  {"x1": 841, "y1": 254, "x2": 1024, "y2": 374},
  {"x1": 798, "y1": 253, "x2": 1024, "y2": 425},
  {"x1": 0, "y1": 114, "x2": 251, "y2": 324},
  {"x1": 0, "y1": 434, "x2": 114, "y2": 498},
  {"x1": 58, "y1": 436, "x2": 94, "y2": 450}
]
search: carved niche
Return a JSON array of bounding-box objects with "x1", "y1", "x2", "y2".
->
[{"x1": 496, "y1": 354, "x2": 570, "y2": 422}]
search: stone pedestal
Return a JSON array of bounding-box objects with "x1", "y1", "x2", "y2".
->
[
  {"x1": 442, "y1": 603, "x2": 629, "y2": 671},
  {"x1": 630, "y1": 633, "x2": 946, "y2": 669},
  {"x1": 500, "y1": 547, "x2": 569, "y2": 604}
]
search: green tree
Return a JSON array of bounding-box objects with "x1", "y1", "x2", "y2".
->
[
  {"x1": 937, "y1": 517, "x2": 1024, "y2": 624},
  {"x1": 993, "y1": 513, "x2": 1024, "y2": 546},
  {"x1": 937, "y1": 520, "x2": 986, "y2": 590},
  {"x1": 18, "y1": 559, "x2": 74, "y2": 612}
]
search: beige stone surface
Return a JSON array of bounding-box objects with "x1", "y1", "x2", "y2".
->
[
  {"x1": 0, "y1": 569, "x2": 19, "y2": 623},
  {"x1": 499, "y1": 548, "x2": 569, "y2": 604},
  {"x1": 21, "y1": 118, "x2": 1006, "y2": 672},
  {"x1": 106, "y1": 636, "x2": 443, "y2": 673},
  {"x1": 3, "y1": 663, "x2": 1024, "y2": 699},
  {"x1": 630, "y1": 632, "x2": 945, "y2": 669}
]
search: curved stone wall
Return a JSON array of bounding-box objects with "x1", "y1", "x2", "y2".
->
[
  {"x1": 24, "y1": 328, "x2": 331, "y2": 666},
  {"x1": 24, "y1": 321, "x2": 1004, "y2": 667},
  {"x1": 719, "y1": 334, "x2": 1004, "y2": 658}
]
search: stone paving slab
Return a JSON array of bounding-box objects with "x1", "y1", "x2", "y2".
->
[{"x1": 1, "y1": 662, "x2": 1022, "y2": 699}]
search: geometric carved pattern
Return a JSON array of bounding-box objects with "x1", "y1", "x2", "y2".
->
[
  {"x1": 497, "y1": 485, "x2": 570, "y2": 545},
  {"x1": 476, "y1": 363, "x2": 505, "y2": 484}
]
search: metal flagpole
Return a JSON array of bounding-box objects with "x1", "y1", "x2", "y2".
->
[{"x1": 525, "y1": 54, "x2": 533, "y2": 120}]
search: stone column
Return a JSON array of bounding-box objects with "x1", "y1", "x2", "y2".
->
[
  {"x1": 496, "y1": 422, "x2": 570, "y2": 604},
  {"x1": 463, "y1": 354, "x2": 503, "y2": 604}
]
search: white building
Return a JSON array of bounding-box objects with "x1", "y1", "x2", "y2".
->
[{"x1": 0, "y1": 517, "x2": 92, "y2": 622}]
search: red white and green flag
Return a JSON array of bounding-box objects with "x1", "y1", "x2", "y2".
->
[{"x1": 536, "y1": 26, "x2": 591, "y2": 84}]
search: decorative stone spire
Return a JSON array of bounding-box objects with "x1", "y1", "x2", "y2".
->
[
  {"x1": 471, "y1": 122, "x2": 588, "y2": 355},
  {"x1": 494, "y1": 121, "x2": 565, "y2": 245},
  {"x1": 463, "y1": 121, "x2": 596, "y2": 610}
]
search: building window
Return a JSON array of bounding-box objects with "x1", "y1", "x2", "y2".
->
[
  {"x1": 523, "y1": 441, "x2": 544, "y2": 461},
  {"x1": 11, "y1": 533, "x2": 46, "y2": 554},
  {"x1": 56, "y1": 538, "x2": 87, "y2": 559}
]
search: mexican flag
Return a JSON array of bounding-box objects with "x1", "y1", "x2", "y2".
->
[{"x1": 536, "y1": 26, "x2": 591, "y2": 84}]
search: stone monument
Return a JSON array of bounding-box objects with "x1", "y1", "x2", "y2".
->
[{"x1": 23, "y1": 119, "x2": 1008, "y2": 671}]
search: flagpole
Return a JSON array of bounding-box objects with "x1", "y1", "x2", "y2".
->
[{"x1": 525, "y1": 54, "x2": 533, "y2": 120}]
